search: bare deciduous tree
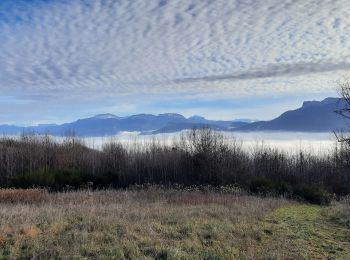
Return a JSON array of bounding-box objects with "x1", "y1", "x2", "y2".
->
[{"x1": 335, "y1": 80, "x2": 350, "y2": 144}]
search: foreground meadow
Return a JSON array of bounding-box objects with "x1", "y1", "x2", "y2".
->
[{"x1": 0, "y1": 189, "x2": 349, "y2": 259}]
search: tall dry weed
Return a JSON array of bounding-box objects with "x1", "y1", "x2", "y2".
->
[{"x1": 0, "y1": 188, "x2": 48, "y2": 203}]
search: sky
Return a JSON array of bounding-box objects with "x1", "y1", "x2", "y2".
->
[{"x1": 0, "y1": 0, "x2": 349, "y2": 125}]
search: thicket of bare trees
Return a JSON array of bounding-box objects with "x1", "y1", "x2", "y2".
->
[{"x1": 0, "y1": 128, "x2": 348, "y2": 204}]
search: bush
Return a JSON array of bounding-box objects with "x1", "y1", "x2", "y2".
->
[
  {"x1": 274, "y1": 181, "x2": 293, "y2": 196},
  {"x1": 249, "y1": 177, "x2": 332, "y2": 205},
  {"x1": 294, "y1": 185, "x2": 331, "y2": 205},
  {"x1": 249, "y1": 178, "x2": 293, "y2": 197},
  {"x1": 249, "y1": 177, "x2": 275, "y2": 195},
  {"x1": 10, "y1": 168, "x2": 84, "y2": 190}
]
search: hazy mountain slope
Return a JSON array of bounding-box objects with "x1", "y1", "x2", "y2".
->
[
  {"x1": 0, "y1": 113, "x2": 246, "y2": 136},
  {"x1": 47, "y1": 113, "x2": 189, "y2": 136},
  {"x1": 147, "y1": 122, "x2": 226, "y2": 135},
  {"x1": 0, "y1": 125, "x2": 25, "y2": 135},
  {"x1": 235, "y1": 97, "x2": 348, "y2": 132}
]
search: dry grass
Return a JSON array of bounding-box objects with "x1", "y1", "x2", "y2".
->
[
  {"x1": 0, "y1": 189, "x2": 285, "y2": 259},
  {"x1": 0, "y1": 189, "x2": 348, "y2": 259},
  {"x1": 0, "y1": 188, "x2": 48, "y2": 204}
]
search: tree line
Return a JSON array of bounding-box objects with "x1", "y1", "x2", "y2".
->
[{"x1": 0, "y1": 128, "x2": 349, "y2": 204}]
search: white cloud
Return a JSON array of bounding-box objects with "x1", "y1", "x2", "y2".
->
[
  {"x1": 0, "y1": 0, "x2": 350, "y2": 101},
  {"x1": 1, "y1": 0, "x2": 350, "y2": 125}
]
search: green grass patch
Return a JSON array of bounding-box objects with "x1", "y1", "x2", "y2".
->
[{"x1": 261, "y1": 204, "x2": 350, "y2": 259}]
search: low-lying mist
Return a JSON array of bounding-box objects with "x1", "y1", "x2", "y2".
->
[{"x1": 81, "y1": 131, "x2": 336, "y2": 154}]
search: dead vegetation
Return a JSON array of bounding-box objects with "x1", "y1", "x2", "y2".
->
[
  {"x1": 0, "y1": 189, "x2": 348, "y2": 259},
  {"x1": 0, "y1": 188, "x2": 47, "y2": 204},
  {"x1": 0, "y1": 189, "x2": 286, "y2": 259}
]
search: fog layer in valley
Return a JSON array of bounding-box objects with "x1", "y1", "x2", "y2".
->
[{"x1": 81, "y1": 131, "x2": 336, "y2": 154}]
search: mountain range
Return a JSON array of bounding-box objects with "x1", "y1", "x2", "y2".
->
[{"x1": 0, "y1": 97, "x2": 348, "y2": 136}]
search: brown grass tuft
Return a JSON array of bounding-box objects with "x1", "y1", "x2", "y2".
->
[
  {"x1": 0, "y1": 188, "x2": 48, "y2": 204},
  {"x1": 19, "y1": 226, "x2": 41, "y2": 239}
]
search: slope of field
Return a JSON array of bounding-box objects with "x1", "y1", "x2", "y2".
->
[{"x1": 0, "y1": 189, "x2": 348, "y2": 259}]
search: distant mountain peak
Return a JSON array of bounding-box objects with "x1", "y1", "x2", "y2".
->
[
  {"x1": 302, "y1": 100, "x2": 318, "y2": 107},
  {"x1": 158, "y1": 113, "x2": 185, "y2": 118},
  {"x1": 322, "y1": 97, "x2": 340, "y2": 102},
  {"x1": 129, "y1": 114, "x2": 156, "y2": 118},
  {"x1": 92, "y1": 114, "x2": 118, "y2": 119},
  {"x1": 188, "y1": 115, "x2": 207, "y2": 122},
  {"x1": 302, "y1": 97, "x2": 341, "y2": 107},
  {"x1": 235, "y1": 97, "x2": 347, "y2": 132}
]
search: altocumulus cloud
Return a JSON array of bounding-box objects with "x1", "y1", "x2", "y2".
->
[{"x1": 0, "y1": 0, "x2": 350, "y2": 100}]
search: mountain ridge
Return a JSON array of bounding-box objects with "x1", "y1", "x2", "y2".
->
[
  {"x1": 0, "y1": 97, "x2": 348, "y2": 136},
  {"x1": 0, "y1": 113, "x2": 248, "y2": 136}
]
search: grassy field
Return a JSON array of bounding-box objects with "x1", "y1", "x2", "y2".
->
[{"x1": 0, "y1": 189, "x2": 348, "y2": 259}]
